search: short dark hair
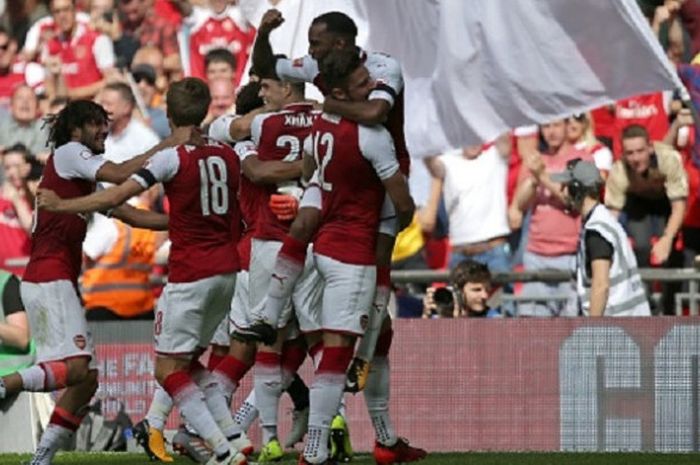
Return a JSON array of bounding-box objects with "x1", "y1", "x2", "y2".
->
[
  {"x1": 166, "y1": 78, "x2": 211, "y2": 127},
  {"x1": 3, "y1": 143, "x2": 32, "y2": 160},
  {"x1": 319, "y1": 48, "x2": 362, "y2": 91},
  {"x1": 235, "y1": 81, "x2": 263, "y2": 116},
  {"x1": 205, "y1": 48, "x2": 236, "y2": 71},
  {"x1": 104, "y1": 81, "x2": 136, "y2": 108},
  {"x1": 621, "y1": 124, "x2": 650, "y2": 142},
  {"x1": 312, "y1": 11, "x2": 358, "y2": 39},
  {"x1": 48, "y1": 100, "x2": 109, "y2": 148},
  {"x1": 451, "y1": 260, "x2": 491, "y2": 290}
]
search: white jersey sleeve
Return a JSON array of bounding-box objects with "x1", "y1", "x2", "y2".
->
[
  {"x1": 92, "y1": 34, "x2": 116, "y2": 71},
  {"x1": 209, "y1": 114, "x2": 240, "y2": 143},
  {"x1": 130, "y1": 148, "x2": 179, "y2": 188},
  {"x1": 275, "y1": 55, "x2": 319, "y2": 83},
  {"x1": 234, "y1": 140, "x2": 257, "y2": 162},
  {"x1": 366, "y1": 52, "x2": 403, "y2": 108},
  {"x1": 53, "y1": 142, "x2": 108, "y2": 181},
  {"x1": 358, "y1": 125, "x2": 399, "y2": 181},
  {"x1": 251, "y1": 113, "x2": 272, "y2": 146}
]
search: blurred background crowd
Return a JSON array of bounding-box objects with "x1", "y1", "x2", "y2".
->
[{"x1": 0, "y1": 0, "x2": 699, "y2": 320}]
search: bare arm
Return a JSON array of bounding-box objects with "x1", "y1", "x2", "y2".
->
[
  {"x1": 383, "y1": 172, "x2": 415, "y2": 232},
  {"x1": 38, "y1": 179, "x2": 145, "y2": 214},
  {"x1": 417, "y1": 165, "x2": 443, "y2": 234},
  {"x1": 231, "y1": 107, "x2": 268, "y2": 141},
  {"x1": 0, "y1": 312, "x2": 30, "y2": 351},
  {"x1": 302, "y1": 153, "x2": 317, "y2": 183},
  {"x1": 112, "y1": 204, "x2": 169, "y2": 231},
  {"x1": 323, "y1": 98, "x2": 390, "y2": 126},
  {"x1": 242, "y1": 157, "x2": 303, "y2": 185},
  {"x1": 252, "y1": 9, "x2": 284, "y2": 79},
  {"x1": 588, "y1": 258, "x2": 611, "y2": 317}
]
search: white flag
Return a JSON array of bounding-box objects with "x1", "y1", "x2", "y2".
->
[{"x1": 358, "y1": 0, "x2": 681, "y2": 158}]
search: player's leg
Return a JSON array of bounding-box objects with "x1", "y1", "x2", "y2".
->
[
  {"x1": 2, "y1": 281, "x2": 101, "y2": 465},
  {"x1": 134, "y1": 384, "x2": 174, "y2": 462},
  {"x1": 258, "y1": 187, "x2": 323, "y2": 334},
  {"x1": 254, "y1": 327, "x2": 287, "y2": 463},
  {"x1": 347, "y1": 196, "x2": 397, "y2": 392},
  {"x1": 154, "y1": 276, "x2": 245, "y2": 465},
  {"x1": 365, "y1": 318, "x2": 427, "y2": 465},
  {"x1": 300, "y1": 255, "x2": 373, "y2": 464}
]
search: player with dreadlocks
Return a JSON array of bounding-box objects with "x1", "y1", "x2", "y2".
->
[{"x1": 0, "y1": 99, "x2": 190, "y2": 465}]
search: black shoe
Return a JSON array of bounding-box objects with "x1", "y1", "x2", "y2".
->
[{"x1": 234, "y1": 321, "x2": 277, "y2": 346}]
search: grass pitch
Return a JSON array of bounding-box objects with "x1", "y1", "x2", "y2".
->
[{"x1": 2, "y1": 452, "x2": 700, "y2": 465}]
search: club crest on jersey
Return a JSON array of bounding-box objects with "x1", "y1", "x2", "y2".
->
[
  {"x1": 292, "y1": 57, "x2": 304, "y2": 67},
  {"x1": 360, "y1": 314, "x2": 369, "y2": 331},
  {"x1": 73, "y1": 334, "x2": 86, "y2": 350}
]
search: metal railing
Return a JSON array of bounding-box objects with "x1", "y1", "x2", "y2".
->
[{"x1": 391, "y1": 267, "x2": 700, "y2": 316}]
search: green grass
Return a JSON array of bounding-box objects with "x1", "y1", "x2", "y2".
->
[{"x1": 2, "y1": 452, "x2": 700, "y2": 465}]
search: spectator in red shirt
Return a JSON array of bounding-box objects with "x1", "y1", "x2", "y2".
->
[
  {"x1": 117, "y1": 0, "x2": 181, "y2": 78},
  {"x1": 0, "y1": 27, "x2": 44, "y2": 109},
  {"x1": 42, "y1": 0, "x2": 117, "y2": 100},
  {"x1": 0, "y1": 144, "x2": 33, "y2": 276},
  {"x1": 185, "y1": 0, "x2": 255, "y2": 86}
]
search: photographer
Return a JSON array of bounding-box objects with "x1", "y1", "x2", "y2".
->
[
  {"x1": 551, "y1": 159, "x2": 651, "y2": 317},
  {"x1": 423, "y1": 260, "x2": 502, "y2": 318}
]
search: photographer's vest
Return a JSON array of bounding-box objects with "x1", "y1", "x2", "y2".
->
[
  {"x1": 81, "y1": 220, "x2": 155, "y2": 318},
  {"x1": 0, "y1": 271, "x2": 35, "y2": 376},
  {"x1": 576, "y1": 205, "x2": 651, "y2": 316}
]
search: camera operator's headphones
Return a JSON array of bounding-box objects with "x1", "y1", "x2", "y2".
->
[{"x1": 564, "y1": 157, "x2": 586, "y2": 207}]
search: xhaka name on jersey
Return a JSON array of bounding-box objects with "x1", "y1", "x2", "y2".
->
[{"x1": 284, "y1": 114, "x2": 314, "y2": 128}]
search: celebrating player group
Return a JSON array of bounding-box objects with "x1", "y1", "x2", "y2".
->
[{"x1": 0, "y1": 9, "x2": 427, "y2": 465}]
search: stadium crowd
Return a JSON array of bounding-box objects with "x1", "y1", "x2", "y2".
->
[{"x1": 0, "y1": 0, "x2": 699, "y2": 463}]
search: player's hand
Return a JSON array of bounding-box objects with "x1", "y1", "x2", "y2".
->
[
  {"x1": 422, "y1": 286, "x2": 438, "y2": 318},
  {"x1": 651, "y1": 235, "x2": 673, "y2": 265},
  {"x1": 36, "y1": 188, "x2": 62, "y2": 211},
  {"x1": 259, "y1": 9, "x2": 284, "y2": 34},
  {"x1": 269, "y1": 194, "x2": 298, "y2": 221}
]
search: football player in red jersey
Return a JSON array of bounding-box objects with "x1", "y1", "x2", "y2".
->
[
  {"x1": 252, "y1": 9, "x2": 407, "y2": 398},
  {"x1": 0, "y1": 99, "x2": 188, "y2": 465},
  {"x1": 37, "y1": 79, "x2": 249, "y2": 465},
  {"x1": 296, "y1": 49, "x2": 416, "y2": 465}
]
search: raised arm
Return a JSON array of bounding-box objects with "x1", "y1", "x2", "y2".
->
[{"x1": 252, "y1": 9, "x2": 284, "y2": 79}]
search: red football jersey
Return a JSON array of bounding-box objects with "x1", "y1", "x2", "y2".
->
[
  {"x1": 136, "y1": 142, "x2": 241, "y2": 282},
  {"x1": 237, "y1": 173, "x2": 266, "y2": 270},
  {"x1": 311, "y1": 114, "x2": 399, "y2": 265},
  {"x1": 276, "y1": 50, "x2": 410, "y2": 175},
  {"x1": 45, "y1": 24, "x2": 113, "y2": 90},
  {"x1": 251, "y1": 103, "x2": 317, "y2": 242},
  {"x1": 0, "y1": 196, "x2": 31, "y2": 276},
  {"x1": 188, "y1": 7, "x2": 256, "y2": 86},
  {"x1": 614, "y1": 92, "x2": 669, "y2": 158},
  {"x1": 24, "y1": 142, "x2": 106, "y2": 284}
]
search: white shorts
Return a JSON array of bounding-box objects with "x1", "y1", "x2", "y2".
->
[
  {"x1": 299, "y1": 184, "x2": 322, "y2": 210},
  {"x1": 155, "y1": 273, "x2": 236, "y2": 356},
  {"x1": 247, "y1": 239, "x2": 323, "y2": 334},
  {"x1": 314, "y1": 254, "x2": 376, "y2": 335},
  {"x1": 378, "y1": 193, "x2": 397, "y2": 237},
  {"x1": 229, "y1": 269, "x2": 250, "y2": 332},
  {"x1": 20, "y1": 280, "x2": 97, "y2": 369},
  {"x1": 210, "y1": 317, "x2": 230, "y2": 347}
]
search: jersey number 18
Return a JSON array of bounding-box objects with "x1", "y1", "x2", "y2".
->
[{"x1": 198, "y1": 156, "x2": 229, "y2": 216}]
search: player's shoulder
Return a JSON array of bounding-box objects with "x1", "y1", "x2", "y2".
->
[
  {"x1": 365, "y1": 50, "x2": 401, "y2": 72},
  {"x1": 55, "y1": 141, "x2": 92, "y2": 160}
]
